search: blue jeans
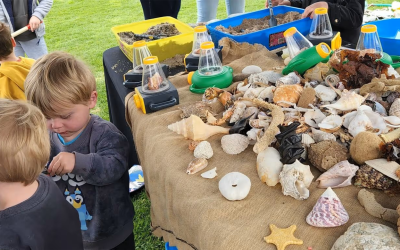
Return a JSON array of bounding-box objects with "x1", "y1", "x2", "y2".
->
[
  {"x1": 14, "y1": 37, "x2": 48, "y2": 60},
  {"x1": 196, "y1": 0, "x2": 245, "y2": 23}
]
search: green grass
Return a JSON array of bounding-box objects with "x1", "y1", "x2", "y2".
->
[{"x1": 44, "y1": 0, "x2": 394, "y2": 249}]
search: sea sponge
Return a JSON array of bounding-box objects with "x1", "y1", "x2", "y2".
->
[
  {"x1": 350, "y1": 132, "x2": 382, "y2": 165},
  {"x1": 308, "y1": 141, "x2": 349, "y2": 172},
  {"x1": 297, "y1": 87, "x2": 316, "y2": 108},
  {"x1": 358, "y1": 189, "x2": 397, "y2": 224}
]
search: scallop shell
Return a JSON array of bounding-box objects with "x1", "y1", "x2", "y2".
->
[
  {"x1": 306, "y1": 187, "x2": 349, "y2": 227},
  {"x1": 315, "y1": 85, "x2": 337, "y2": 102},
  {"x1": 389, "y1": 98, "x2": 400, "y2": 118},
  {"x1": 304, "y1": 109, "x2": 327, "y2": 128},
  {"x1": 221, "y1": 134, "x2": 250, "y2": 155},
  {"x1": 273, "y1": 84, "x2": 303, "y2": 108},
  {"x1": 318, "y1": 115, "x2": 343, "y2": 133},
  {"x1": 301, "y1": 133, "x2": 315, "y2": 146},
  {"x1": 316, "y1": 160, "x2": 359, "y2": 188},
  {"x1": 187, "y1": 158, "x2": 208, "y2": 174},
  {"x1": 311, "y1": 128, "x2": 337, "y2": 142},
  {"x1": 322, "y1": 90, "x2": 366, "y2": 112},
  {"x1": 279, "y1": 160, "x2": 314, "y2": 200}
]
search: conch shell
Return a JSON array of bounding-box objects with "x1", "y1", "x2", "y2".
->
[
  {"x1": 273, "y1": 84, "x2": 303, "y2": 108},
  {"x1": 306, "y1": 187, "x2": 349, "y2": 227},
  {"x1": 168, "y1": 115, "x2": 229, "y2": 140},
  {"x1": 316, "y1": 160, "x2": 359, "y2": 188},
  {"x1": 322, "y1": 89, "x2": 366, "y2": 112},
  {"x1": 279, "y1": 160, "x2": 314, "y2": 200}
]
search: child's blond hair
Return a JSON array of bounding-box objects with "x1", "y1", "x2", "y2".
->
[
  {"x1": 25, "y1": 51, "x2": 96, "y2": 118},
  {"x1": 0, "y1": 99, "x2": 50, "y2": 185}
]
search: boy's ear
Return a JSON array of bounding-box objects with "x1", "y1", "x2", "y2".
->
[
  {"x1": 11, "y1": 38, "x2": 16, "y2": 47},
  {"x1": 88, "y1": 91, "x2": 98, "y2": 109}
]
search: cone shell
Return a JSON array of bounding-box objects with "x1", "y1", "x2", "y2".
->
[
  {"x1": 187, "y1": 158, "x2": 208, "y2": 174},
  {"x1": 273, "y1": 84, "x2": 303, "y2": 108},
  {"x1": 168, "y1": 115, "x2": 230, "y2": 141},
  {"x1": 316, "y1": 161, "x2": 359, "y2": 188},
  {"x1": 306, "y1": 187, "x2": 349, "y2": 227}
]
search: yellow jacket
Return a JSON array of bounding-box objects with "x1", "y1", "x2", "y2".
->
[{"x1": 0, "y1": 57, "x2": 36, "y2": 100}]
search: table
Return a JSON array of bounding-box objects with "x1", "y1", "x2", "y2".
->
[
  {"x1": 124, "y1": 46, "x2": 400, "y2": 250},
  {"x1": 103, "y1": 46, "x2": 139, "y2": 167}
]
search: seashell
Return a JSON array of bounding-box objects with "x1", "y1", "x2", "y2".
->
[
  {"x1": 188, "y1": 140, "x2": 202, "y2": 151},
  {"x1": 279, "y1": 160, "x2": 314, "y2": 200},
  {"x1": 237, "y1": 81, "x2": 251, "y2": 92},
  {"x1": 344, "y1": 109, "x2": 373, "y2": 137},
  {"x1": 258, "y1": 86, "x2": 275, "y2": 102},
  {"x1": 193, "y1": 141, "x2": 213, "y2": 159},
  {"x1": 297, "y1": 87, "x2": 316, "y2": 109},
  {"x1": 308, "y1": 141, "x2": 349, "y2": 172},
  {"x1": 306, "y1": 187, "x2": 349, "y2": 227},
  {"x1": 389, "y1": 98, "x2": 400, "y2": 118},
  {"x1": 168, "y1": 115, "x2": 230, "y2": 141},
  {"x1": 244, "y1": 87, "x2": 265, "y2": 99},
  {"x1": 374, "y1": 101, "x2": 387, "y2": 116},
  {"x1": 314, "y1": 85, "x2": 337, "y2": 102},
  {"x1": 273, "y1": 84, "x2": 303, "y2": 108},
  {"x1": 221, "y1": 134, "x2": 250, "y2": 155},
  {"x1": 242, "y1": 107, "x2": 259, "y2": 120},
  {"x1": 257, "y1": 147, "x2": 283, "y2": 186},
  {"x1": 187, "y1": 158, "x2": 208, "y2": 174},
  {"x1": 354, "y1": 165, "x2": 395, "y2": 190},
  {"x1": 343, "y1": 106, "x2": 387, "y2": 137},
  {"x1": 385, "y1": 92, "x2": 400, "y2": 104},
  {"x1": 201, "y1": 167, "x2": 217, "y2": 179},
  {"x1": 318, "y1": 115, "x2": 343, "y2": 133},
  {"x1": 384, "y1": 116, "x2": 400, "y2": 128},
  {"x1": 247, "y1": 128, "x2": 263, "y2": 143},
  {"x1": 304, "y1": 108, "x2": 326, "y2": 128},
  {"x1": 249, "y1": 71, "x2": 282, "y2": 85},
  {"x1": 229, "y1": 102, "x2": 247, "y2": 123},
  {"x1": 311, "y1": 128, "x2": 336, "y2": 142},
  {"x1": 325, "y1": 74, "x2": 340, "y2": 87},
  {"x1": 276, "y1": 72, "x2": 301, "y2": 87},
  {"x1": 242, "y1": 65, "x2": 262, "y2": 74},
  {"x1": 304, "y1": 62, "x2": 330, "y2": 82},
  {"x1": 322, "y1": 89, "x2": 366, "y2": 112},
  {"x1": 332, "y1": 222, "x2": 400, "y2": 250},
  {"x1": 365, "y1": 158, "x2": 400, "y2": 182},
  {"x1": 316, "y1": 161, "x2": 359, "y2": 188},
  {"x1": 301, "y1": 133, "x2": 315, "y2": 146},
  {"x1": 249, "y1": 119, "x2": 269, "y2": 128}
]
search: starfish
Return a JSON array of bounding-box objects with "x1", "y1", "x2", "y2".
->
[{"x1": 264, "y1": 224, "x2": 303, "y2": 250}]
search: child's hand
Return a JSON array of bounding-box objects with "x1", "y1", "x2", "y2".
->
[
  {"x1": 29, "y1": 16, "x2": 41, "y2": 31},
  {"x1": 48, "y1": 152, "x2": 76, "y2": 176},
  {"x1": 265, "y1": 0, "x2": 291, "y2": 8},
  {"x1": 302, "y1": 2, "x2": 329, "y2": 19}
]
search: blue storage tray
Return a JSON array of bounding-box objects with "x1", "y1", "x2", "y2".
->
[
  {"x1": 368, "y1": 19, "x2": 400, "y2": 56},
  {"x1": 206, "y1": 6, "x2": 312, "y2": 50}
]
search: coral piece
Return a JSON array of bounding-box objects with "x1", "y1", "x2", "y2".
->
[
  {"x1": 354, "y1": 165, "x2": 395, "y2": 190},
  {"x1": 332, "y1": 222, "x2": 400, "y2": 250},
  {"x1": 187, "y1": 158, "x2": 208, "y2": 174},
  {"x1": 204, "y1": 87, "x2": 234, "y2": 108},
  {"x1": 251, "y1": 99, "x2": 285, "y2": 154},
  {"x1": 264, "y1": 224, "x2": 303, "y2": 250},
  {"x1": 390, "y1": 98, "x2": 400, "y2": 118},
  {"x1": 188, "y1": 140, "x2": 202, "y2": 151},
  {"x1": 321, "y1": 89, "x2": 366, "y2": 112},
  {"x1": 279, "y1": 160, "x2": 314, "y2": 200},
  {"x1": 306, "y1": 187, "x2": 349, "y2": 227},
  {"x1": 221, "y1": 134, "x2": 250, "y2": 155},
  {"x1": 350, "y1": 131, "x2": 382, "y2": 165},
  {"x1": 229, "y1": 102, "x2": 246, "y2": 123},
  {"x1": 168, "y1": 115, "x2": 230, "y2": 141},
  {"x1": 316, "y1": 160, "x2": 359, "y2": 188},
  {"x1": 201, "y1": 167, "x2": 217, "y2": 179},
  {"x1": 275, "y1": 122, "x2": 305, "y2": 164},
  {"x1": 308, "y1": 141, "x2": 349, "y2": 172},
  {"x1": 314, "y1": 85, "x2": 337, "y2": 102},
  {"x1": 193, "y1": 141, "x2": 213, "y2": 159},
  {"x1": 179, "y1": 102, "x2": 214, "y2": 122},
  {"x1": 218, "y1": 172, "x2": 251, "y2": 201},
  {"x1": 257, "y1": 147, "x2": 283, "y2": 186},
  {"x1": 208, "y1": 108, "x2": 235, "y2": 126},
  {"x1": 273, "y1": 84, "x2": 303, "y2": 108},
  {"x1": 357, "y1": 189, "x2": 397, "y2": 224},
  {"x1": 333, "y1": 128, "x2": 353, "y2": 144},
  {"x1": 297, "y1": 88, "x2": 316, "y2": 109}
]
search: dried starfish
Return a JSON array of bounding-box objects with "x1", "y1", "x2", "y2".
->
[{"x1": 264, "y1": 224, "x2": 303, "y2": 250}]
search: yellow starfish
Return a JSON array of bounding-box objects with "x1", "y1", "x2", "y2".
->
[{"x1": 264, "y1": 224, "x2": 303, "y2": 250}]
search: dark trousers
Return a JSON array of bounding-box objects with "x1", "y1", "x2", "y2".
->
[
  {"x1": 140, "y1": 0, "x2": 181, "y2": 19},
  {"x1": 112, "y1": 233, "x2": 135, "y2": 250}
]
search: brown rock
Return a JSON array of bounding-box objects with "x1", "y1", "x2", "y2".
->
[
  {"x1": 308, "y1": 141, "x2": 349, "y2": 172},
  {"x1": 350, "y1": 132, "x2": 382, "y2": 165},
  {"x1": 297, "y1": 88, "x2": 316, "y2": 108}
]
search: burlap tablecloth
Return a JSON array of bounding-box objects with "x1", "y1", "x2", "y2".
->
[{"x1": 125, "y1": 43, "x2": 400, "y2": 250}]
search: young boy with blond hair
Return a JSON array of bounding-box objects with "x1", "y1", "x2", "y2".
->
[
  {"x1": 0, "y1": 99, "x2": 83, "y2": 250},
  {"x1": 0, "y1": 22, "x2": 35, "y2": 100},
  {"x1": 25, "y1": 51, "x2": 135, "y2": 250}
]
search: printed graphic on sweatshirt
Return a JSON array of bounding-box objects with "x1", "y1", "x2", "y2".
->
[
  {"x1": 65, "y1": 187, "x2": 92, "y2": 230},
  {"x1": 52, "y1": 173, "x2": 86, "y2": 186}
]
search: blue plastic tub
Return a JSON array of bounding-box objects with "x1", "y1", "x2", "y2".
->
[
  {"x1": 368, "y1": 19, "x2": 400, "y2": 56},
  {"x1": 165, "y1": 242, "x2": 178, "y2": 250},
  {"x1": 206, "y1": 6, "x2": 312, "y2": 50}
]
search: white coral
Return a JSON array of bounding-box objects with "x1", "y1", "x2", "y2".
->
[
  {"x1": 221, "y1": 134, "x2": 249, "y2": 155},
  {"x1": 194, "y1": 141, "x2": 213, "y2": 159}
]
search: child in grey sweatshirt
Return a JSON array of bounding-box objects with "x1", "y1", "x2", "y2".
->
[{"x1": 25, "y1": 51, "x2": 135, "y2": 250}]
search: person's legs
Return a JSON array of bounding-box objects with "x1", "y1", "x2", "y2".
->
[
  {"x1": 17, "y1": 37, "x2": 48, "y2": 59},
  {"x1": 147, "y1": 0, "x2": 181, "y2": 19},
  {"x1": 196, "y1": 0, "x2": 219, "y2": 23},
  {"x1": 140, "y1": 0, "x2": 151, "y2": 20},
  {"x1": 111, "y1": 233, "x2": 135, "y2": 250},
  {"x1": 14, "y1": 40, "x2": 26, "y2": 58},
  {"x1": 225, "y1": 0, "x2": 245, "y2": 16}
]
